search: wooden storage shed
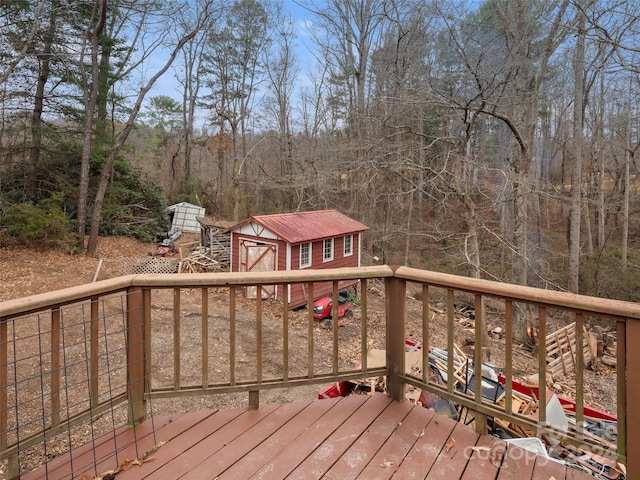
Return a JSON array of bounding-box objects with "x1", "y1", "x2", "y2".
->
[{"x1": 228, "y1": 209, "x2": 369, "y2": 308}]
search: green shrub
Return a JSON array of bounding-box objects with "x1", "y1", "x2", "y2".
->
[
  {"x1": 347, "y1": 288, "x2": 361, "y2": 306},
  {"x1": 1, "y1": 194, "x2": 72, "y2": 250},
  {"x1": 96, "y1": 159, "x2": 168, "y2": 243}
]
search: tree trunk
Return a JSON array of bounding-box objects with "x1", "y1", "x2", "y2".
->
[
  {"x1": 511, "y1": 148, "x2": 530, "y2": 344},
  {"x1": 568, "y1": 9, "x2": 585, "y2": 293},
  {"x1": 622, "y1": 142, "x2": 630, "y2": 269},
  {"x1": 232, "y1": 123, "x2": 240, "y2": 222},
  {"x1": 597, "y1": 74, "x2": 606, "y2": 251},
  {"x1": 77, "y1": 0, "x2": 107, "y2": 248},
  {"x1": 27, "y1": 0, "x2": 57, "y2": 198},
  {"x1": 583, "y1": 201, "x2": 593, "y2": 256}
]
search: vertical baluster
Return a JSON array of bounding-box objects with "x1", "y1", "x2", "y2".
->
[
  {"x1": 173, "y1": 288, "x2": 180, "y2": 391},
  {"x1": 575, "y1": 313, "x2": 585, "y2": 439},
  {"x1": 230, "y1": 286, "x2": 236, "y2": 386},
  {"x1": 538, "y1": 306, "x2": 547, "y2": 427},
  {"x1": 422, "y1": 284, "x2": 429, "y2": 385},
  {"x1": 504, "y1": 300, "x2": 513, "y2": 416},
  {"x1": 251, "y1": 285, "x2": 263, "y2": 411},
  {"x1": 307, "y1": 282, "x2": 314, "y2": 379},
  {"x1": 447, "y1": 289, "x2": 455, "y2": 395},
  {"x1": 282, "y1": 283, "x2": 289, "y2": 382},
  {"x1": 474, "y1": 294, "x2": 486, "y2": 434},
  {"x1": 332, "y1": 281, "x2": 339, "y2": 376},
  {"x1": 143, "y1": 289, "x2": 152, "y2": 394},
  {"x1": 51, "y1": 308, "x2": 61, "y2": 428},
  {"x1": 89, "y1": 298, "x2": 99, "y2": 411},
  {"x1": 256, "y1": 286, "x2": 263, "y2": 383},
  {"x1": 201, "y1": 288, "x2": 209, "y2": 388},
  {"x1": 361, "y1": 279, "x2": 368, "y2": 373}
]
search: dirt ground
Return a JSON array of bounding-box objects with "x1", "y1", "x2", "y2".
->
[{"x1": 0, "y1": 235, "x2": 619, "y2": 416}]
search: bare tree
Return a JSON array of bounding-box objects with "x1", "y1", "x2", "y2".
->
[
  {"x1": 77, "y1": 0, "x2": 107, "y2": 243},
  {"x1": 84, "y1": 1, "x2": 220, "y2": 256},
  {"x1": 568, "y1": 4, "x2": 587, "y2": 293},
  {"x1": 366, "y1": 0, "x2": 437, "y2": 262},
  {"x1": 201, "y1": 0, "x2": 272, "y2": 221},
  {"x1": 436, "y1": 0, "x2": 576, "y2": 340},
  {"x1": 302, "y1": 0, "x2": 385, "y2": 218},
  {"x1": 175, "y1": 0, "x2": 211, "y2": 183},
  {"x1": 582, "y1": 0, "x2": 640, "y2": 271},
  {"x1": 26, "y1": 0, "x2": 59, "y2": 198},
  {"x1": 264, "y1": 7, "x2": 299, "y2": 211}
]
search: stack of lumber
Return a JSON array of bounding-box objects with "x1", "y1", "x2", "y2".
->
[{"x1": 545, "y1": 323, "x2": 593, "y2": 378}]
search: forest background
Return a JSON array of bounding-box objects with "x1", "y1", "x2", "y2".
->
[{"x1": 2, "y1": 0, "x2": 640, "y2": 315}]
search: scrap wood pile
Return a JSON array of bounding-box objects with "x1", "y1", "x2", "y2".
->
[
  {"x1": 546, "y1": 322, "x2": 618, "y2": 374},
  {"x1": 178, "y1": 242, "x2": 226, "y2": 273},
  {"x1": 319, "y1": 336, "x2": 624, "y2": 480}
]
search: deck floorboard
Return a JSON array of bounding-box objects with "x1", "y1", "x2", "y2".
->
[{"x1": 25, "y1": 394, "x2": 595, "y2": 480}]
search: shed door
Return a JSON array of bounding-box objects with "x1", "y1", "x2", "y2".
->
[{"x1": 239, "y1": 239, "x2": 276, "y2": 299}]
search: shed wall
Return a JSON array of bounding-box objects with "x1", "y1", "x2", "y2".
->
[
  {"x1": 230, "y1": 229, "x2": 362, "y2": 309},
  {"x1": 288, "y1": 234, "x2": 361, "y2": 308}
]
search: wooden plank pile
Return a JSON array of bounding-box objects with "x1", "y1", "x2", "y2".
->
[
  {"x1": 546, "y1": 323, "x2": 594, "y2": 378},
  {"x1": 178, "y1": 242, "x2": 227, "y2": 273},
  {"x1": 545, "y1": 323, "x2": 617, "y2": 374}
]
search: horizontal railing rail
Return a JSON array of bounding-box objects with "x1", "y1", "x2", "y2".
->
[{"x1": 0, "y1": 265, "x2": 636, "y2": 479}]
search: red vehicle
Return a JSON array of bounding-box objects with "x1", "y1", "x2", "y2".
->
[{"x1": 313, "y1": 290, "x2": 353, "y2": 327}]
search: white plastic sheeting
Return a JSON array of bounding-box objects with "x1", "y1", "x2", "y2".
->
[{"x1": 167, "y1": 202, "x2": 205, "y2": 233}]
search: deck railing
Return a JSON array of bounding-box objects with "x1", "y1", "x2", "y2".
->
[{"x1": 0, "y1": 265, "x2": 636, "y2": 479}]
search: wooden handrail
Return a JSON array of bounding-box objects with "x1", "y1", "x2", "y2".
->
[{"x1": 394, "y1": 265, "x2": 640, "y2": 318}]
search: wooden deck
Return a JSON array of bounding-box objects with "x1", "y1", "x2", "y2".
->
[{"x1": 27, "y1": 394, "x2": 592, "y2": 480}]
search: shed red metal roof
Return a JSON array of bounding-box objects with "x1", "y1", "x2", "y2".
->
[{"x1": 229, "y1": 209, "x2": 369, "y2": 244}]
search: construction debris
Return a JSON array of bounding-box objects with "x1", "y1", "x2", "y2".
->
[
  {"x1": 318, "y1": 338, "x2": 623, "y2": 479},
  {"x1": 179, "y1": 245, "x2": 223, "y2": 272},
  {"x1": 546, "y1": 323, "x2": 594, "y2": 377}
]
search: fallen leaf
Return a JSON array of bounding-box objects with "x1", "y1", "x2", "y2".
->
[
  {"x1": 470, "y1": 446, "x2": 490, "y2": 453},
  {"x1": 491, "y1": 448, "x2": 503, "y2": 465},
  {"x1": 94, "y1": 469, "x2": 116, "y2": 480},
  {"x1": 618, "y1": 463, "x2": 627, "y2": 476},
  {"x1": 445, "y1": 437, "x2": 456, "y2": 453},
  {"x1": 380, "y1": 460, "x2": 395, "y2": 468}
]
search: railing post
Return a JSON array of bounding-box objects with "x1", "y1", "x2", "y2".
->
[
  {"x1": 249, "y1": 390, "x2": 259, "y2": 411},
  {"x1": 126, "y1": 286, "x2": 147, "y2": 425},
  {"x1": 626, "y1": 318, "x2": 639, "y2": 477},
  {"x1": 0, "y1": 318, "x2": 18, "y2": 479},
  {"x1": 89, "y1": 298, "x2": 99, "y2": 411},
  {"x1": 385, "y1": 271, "x2": 406, "y2": 401}
]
